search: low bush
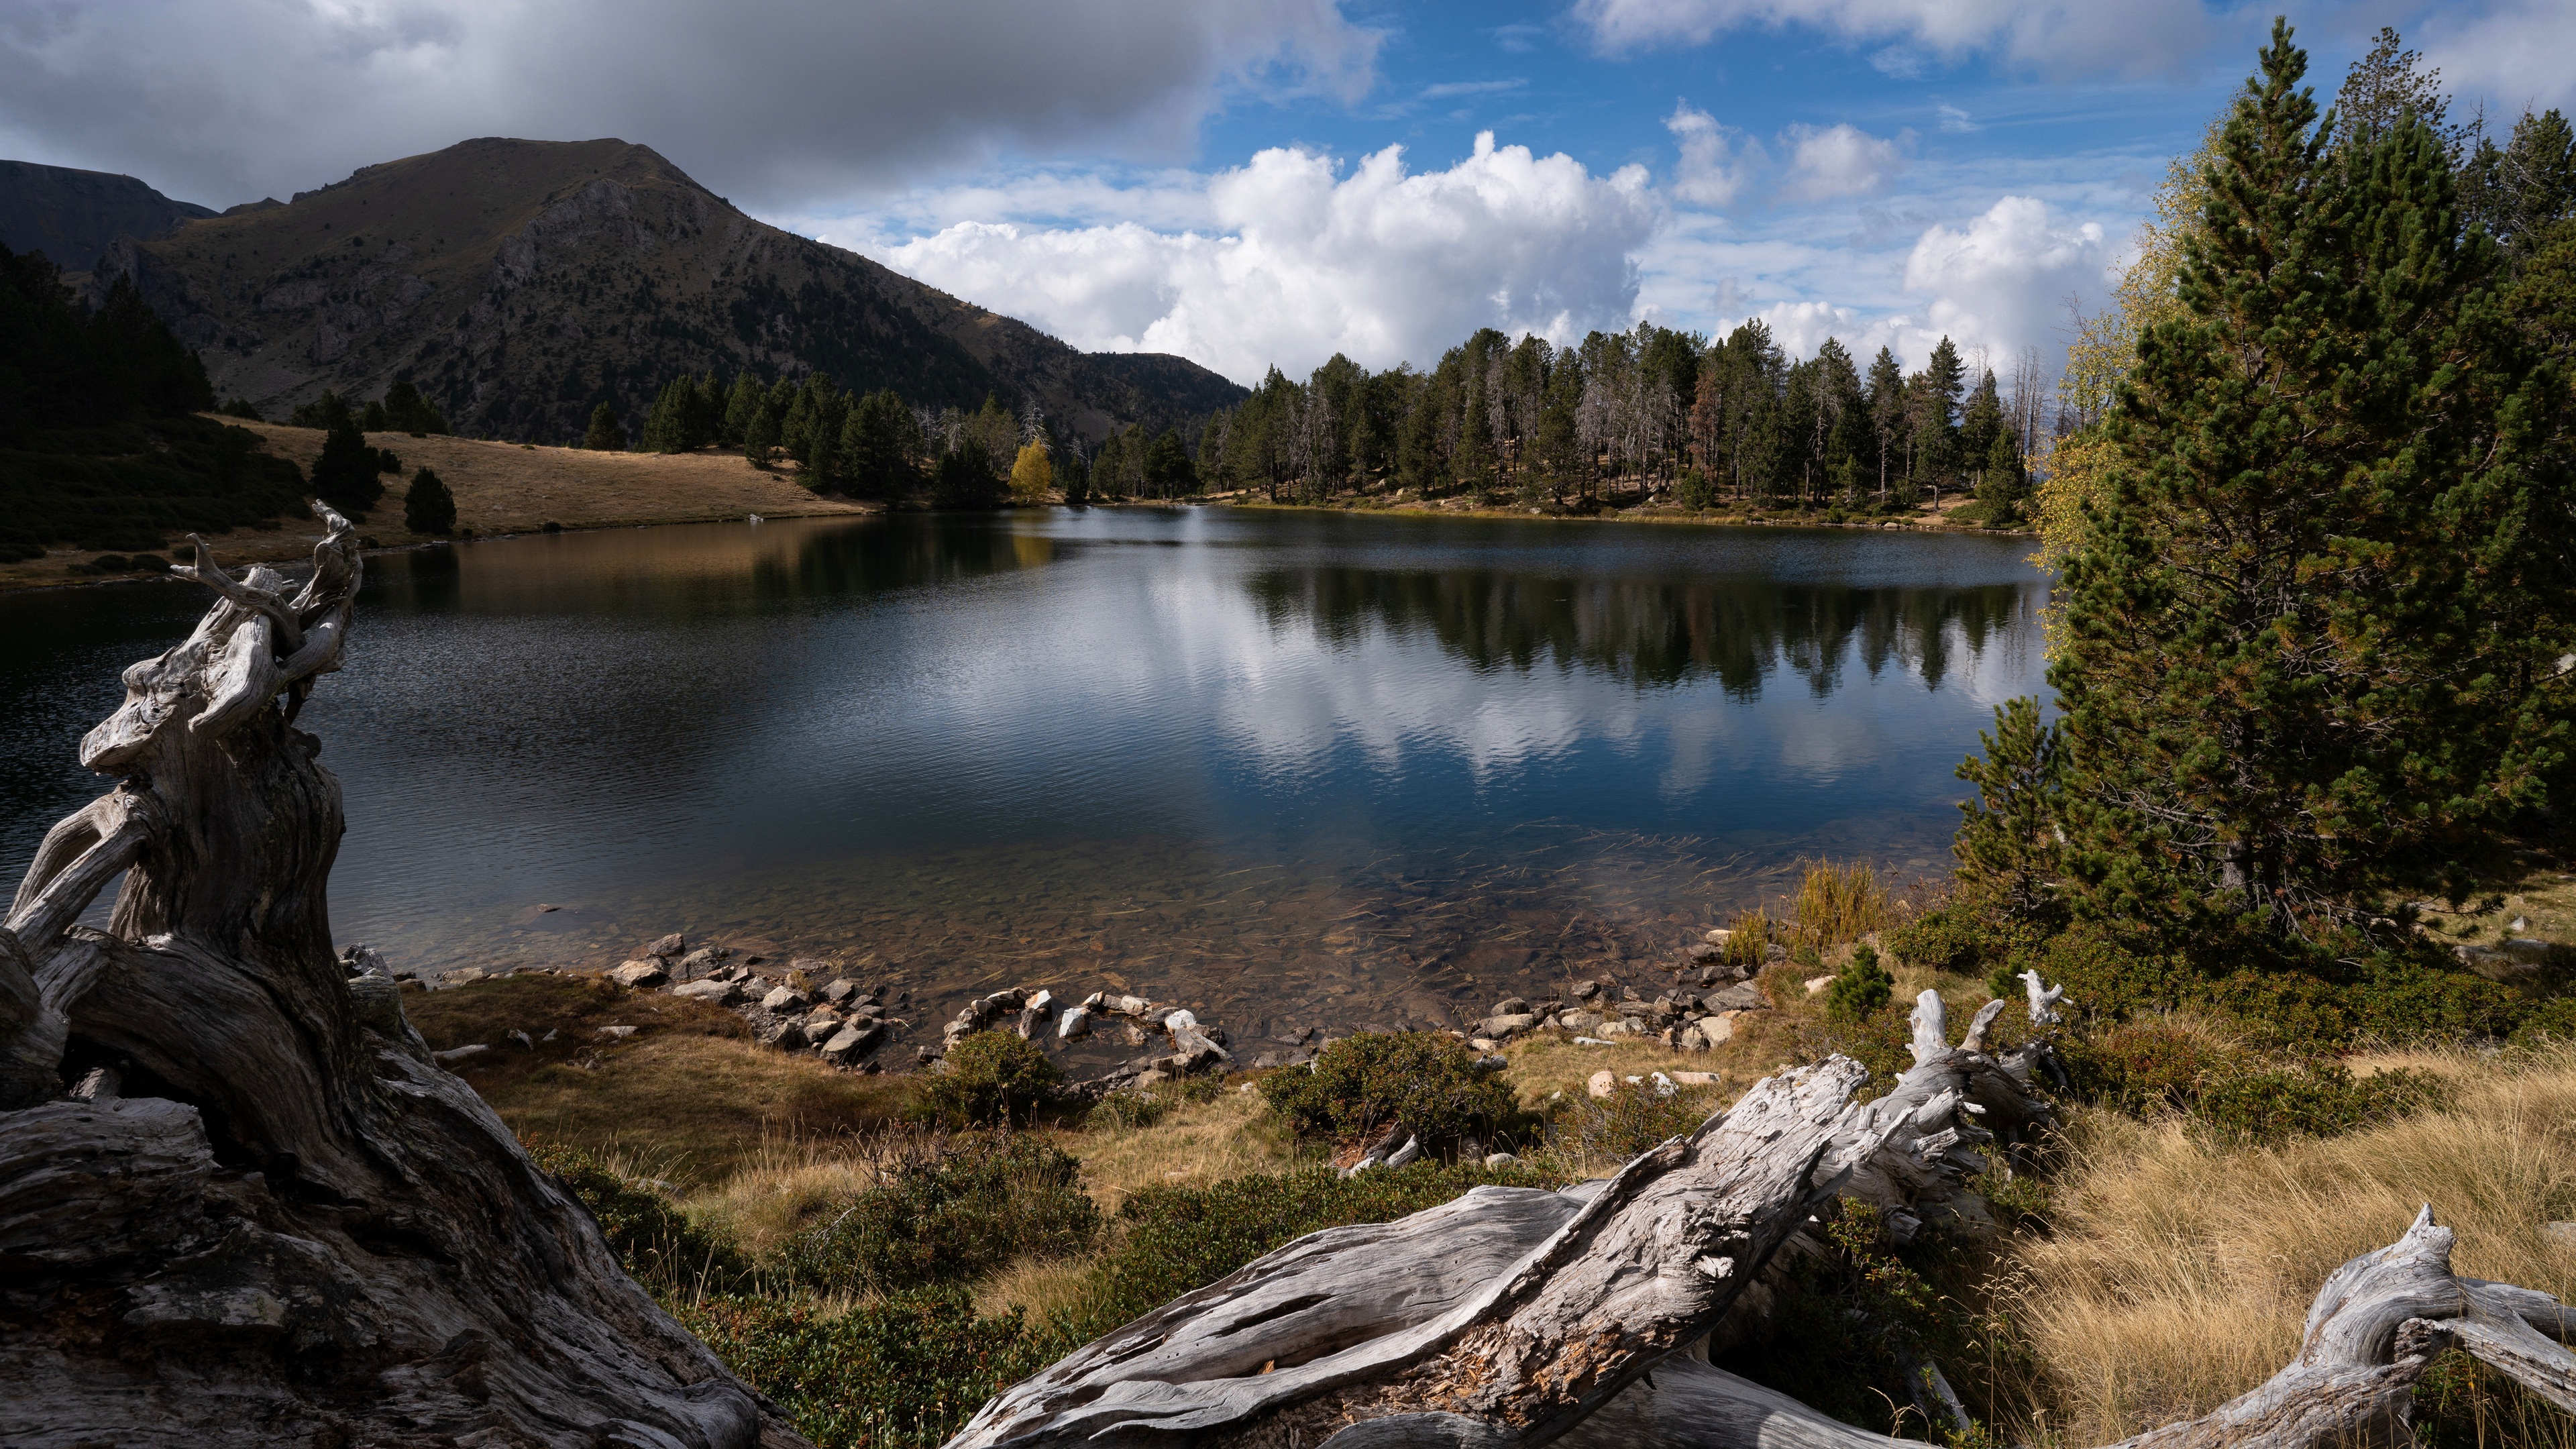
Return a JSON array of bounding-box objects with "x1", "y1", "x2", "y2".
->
[
  {"x1": 1546, "y1": 1078, "x2": 1717, "y2": 1168},
  {"x1": 1258, "y1": 1030, "x2": 1517, "y2": 1149},
  {"x1": 915, "y1": 1030, "x2": 1062, "y2": 1127},
  {"x1": 682, "y1": 1287, "x2": 1046, "y2": 1449},
  {"x1": 1825, "y1": 943, "x2": 1894, "y2": 1023},
  {"x1": 777, "y1": 1132, "x2": 1098, "y2": 1296},
  {"x1": 525, "y1": 1141, "x2": 751, "y2": 1295},
  {"x1": 2057, "y1": 1020, "x2": 2451, "y2": 1144}
]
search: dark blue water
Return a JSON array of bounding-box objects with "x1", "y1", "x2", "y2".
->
[{"x1": 1, "y1": 507, "x2": 2047, "y2": 1032}]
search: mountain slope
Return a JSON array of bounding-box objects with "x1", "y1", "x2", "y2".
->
[
  {"x1": 0, "y1": 160, "x2": 217, "y2": 270},
  {"x1": 88, "y1": 138, "x2": 1240, "y2": 443}
]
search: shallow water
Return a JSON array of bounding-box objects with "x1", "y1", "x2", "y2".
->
[{"x1": 1, "y1": 508, "x2": 2047, "y2": 1044}]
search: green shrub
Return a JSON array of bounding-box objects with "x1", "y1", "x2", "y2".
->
[
  {"x1": 2511, "y1": 996, "x2": 2576, "y2": 1045},
  {"x1": 525, "y1": 1140, "x2": 751, "y2": 1295},
  {"x1": 777, "y1": 1132, "x2": 1098, "y2": 1296},
  {"x1": 914, "y1": 1030, "x2": 1061, "y2": 1127},
  {"x1": 1258, "y1": 1030, "x2": 1515, "y2": 1148},
  {"x1": 1825, "y1": 943, "x2": 1894, "y2": 1023},
  {"x1": 1547, "y1": 1079, "x2": 1717, "y2": 1165},
  {"x1": 2057, "y1": 1022, "x2": 2451, "y2": 1144},
  {"x1": 682, "y1": 1287, "x2": 1046, "y2": 1449},
  {"x1": 403, "y1": 466, "x2": 455, "y2": 534}
]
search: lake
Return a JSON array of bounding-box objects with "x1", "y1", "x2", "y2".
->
[{"x1": 1, "y1": 507, "x2": 2047, "y2": 1046}]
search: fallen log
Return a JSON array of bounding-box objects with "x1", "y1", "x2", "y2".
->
[
  {"x1": 0, "y1": 513, "x2": 807, "y2": 1449},
  {"x1": 948, "y1": 980, "x2": 2573, "y2": 1449}
]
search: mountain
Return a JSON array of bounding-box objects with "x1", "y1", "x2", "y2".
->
[
  {"x1": 0, "y1": 160, "x2": 220, "y2": 271},
  {"x1": 75, "y1": 138, "x2": 1242, "y2": 443}
]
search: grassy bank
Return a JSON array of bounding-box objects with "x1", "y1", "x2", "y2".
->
[
  {"x1": 2, "y1": 419, "x2": 866, "y2": 592},
  {"x1": 1209, "y1": 488, "x2": 2035, "y2": 536},
  {"x1": 410, "y1": 858, "x2": 2573, "y2": 1449}
]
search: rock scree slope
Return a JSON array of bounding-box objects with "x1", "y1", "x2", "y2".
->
[{"x1": 73, "y1": 136, "x2": 1244, "y2": 444}]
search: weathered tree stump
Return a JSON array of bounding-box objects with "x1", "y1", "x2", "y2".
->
[
  {"x1": 0, "y1": 515, "x2": 806, "y2": 1448},
  {"x1": 949, "y1": 982, "x2": 2574, "y2": 1449}
]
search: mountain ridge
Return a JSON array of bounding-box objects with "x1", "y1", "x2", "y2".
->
[
  {"x1": 62, "y1": 138, "x2": 1240, "y2": 443},
  {"x1": 0, "y1": 159, "x2": 218, "y2": 272}
]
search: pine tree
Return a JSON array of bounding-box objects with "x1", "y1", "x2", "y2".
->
[
  {"x1": 743, "y1": 401, "x2": 780, "y2": 469},
  {"x1": 1865, "y1": 347, "x2": 1905, "y2": 502},
  {"x1": 722, "y1": 373, "x2": 763, "y2": 445},
  {"x1": 583, "y1": 402, "x2": 625, "y2": 451},
  {"x1": 402, "y1": 466, "x2": 456, "y2": 534},
  {"x1": 2039, "y1": 19, "x2": 2570, "y2": 940},
  {"x1": 311, "y1": 419, "x2": 384, "y2": 517}
]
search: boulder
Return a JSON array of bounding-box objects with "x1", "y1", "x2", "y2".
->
[
  {"x1": 442, "y1": 967, "x2": 488, "y2": 986},
  {"x1": 608, "y1": 960, "x2": 667, "y2": 989},
  {"x1": 1057, "y1": 1006, "x2": 1094, "y2": 1040},
  {"x1": 1703, "y1": 928, "x2": 1731, "y2": 945},
  {"x1": 760, "y1": 984, "x2": 808, "y2": 1013},
  {"x1": 761, "y1": 1021, "x2": 809, "y2": 1051},
  {"x1": 821, "y1": 979, "x2": 859, "y2": 1005},
  {"x1": 1570, "y1": 979, "x2": 1601, "y2": 1001},
  {"x1": 1686, "y1": 943, "x2": 1721, "y2": 963},
  {"x1": 1015, "y1": 989, "x2": 1057, "y2": 1040},
  {"x1": 1477, "y1": 1013, "x2": 1538, "y2": 1040},
  {"x1": 674, "y1": 946, "x2": 731, "y2": 979},
  {"x1": 672, "y1": 978, "x2": 743, "y2": 1007},
  {"x1": 1587, "y1": 1069, "x2": 1615, "y2": 1099},
  {"x1": 786, "y1": 957, "x2": 834, "y2": 979},
  {"x1": 800, "y1": 1010, "x2": 844, "y2": 1037},
  {"x1": 818, "y1": 1020, "x2": 884, "y2": 1065},
  {"x1": 645, "y1": 932, "x2": 686, "y2": 959},
  {"x1": 1491, "y1": 997, "x2": 1529, "y2": 1017},
  {"x1": 1556, "y1": 1010, "x2": 1601, "y2": 1033},
  {"x1": 1702, "y1": 982, "x2": 1764, "y2": 1012},
  {"x1": 1802, "y1": 975, "x2": 1834, "y2": 996},
  {"x1": 1483, "y1": 1152, "x2": 1521, "y2": 1169}
]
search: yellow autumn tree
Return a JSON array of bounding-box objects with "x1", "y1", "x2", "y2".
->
[{"x1": 1009, "y1": 441, "x2": 1053, "y2": 504}]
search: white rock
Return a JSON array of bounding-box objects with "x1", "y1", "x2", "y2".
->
[
  {"x1": 1803, "y1": 975, "x2": 1835, "y2": 996},
  {"x1": 1057, "y1": 1006, "x2": 1093, "y2": 1040},
  {"x1": 1587, "y1": 1069, "x2": 1616, "y2": 1099},
  {"x1": 609, "y1": 960, "x2": 667, "y2": 989},
  {"x1": 673, "y1": 978, "x2": 743, "y2": 1006}
]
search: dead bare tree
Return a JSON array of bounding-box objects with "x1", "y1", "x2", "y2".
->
[
  {"x1": 948, "y1": 983, "x2": 2573, "y2": 1449},
  {"x1": 0, "y1": 510, "x2": 806, "y2": 1449}
]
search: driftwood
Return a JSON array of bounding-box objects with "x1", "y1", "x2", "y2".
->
[
  {"x1": 949, "y1": 982, "x2": 2574, "y2": 1449},
  {"x1": 0, "y1": 515, "x2": 806, "y2": 1448}
]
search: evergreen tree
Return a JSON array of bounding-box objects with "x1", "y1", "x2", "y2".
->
[
  {"x1": 583, "y1": 402, "x2": 625, "y2": 451},
  {"x1": 743, "y1": 401, "x2": 780, "y2": 469},
  {"x1": 722, "y1": 373, "x2": 763, "y2": 445},
  {"x1": 1061, "y1": 446, "x2": 1092, "y2": 505},
  {"x1": 290, "y1": 390, "x2": 354, "y2": 431},
  {"x1": 311, "y1": 418, "x2": 384, "y2": 517},
  {"x1": 382, "y1": 380, "x2": 446, "y2": 434},
  {"x1": 2035, "y1": 20, "x2": 2570, "y2": 939},
  {"x1": 1143, "y1": 429, "x2": 1195, "y2": 496},
  {"x1": 360, "y1": 399, "x2": 388, "y2": 432},
  {"x1": 1864, "y1": 347, "x2": 1905, "y2": 502},
  {"x1": 1960, "y1": 369, "x2": 2005, "y2": 493},
  {"x1": 402, "y1": 466, "x2": 456, "y2": 534},
  {"x1": 930, "y1": 446, "x2": 1004, "y2": 509}
]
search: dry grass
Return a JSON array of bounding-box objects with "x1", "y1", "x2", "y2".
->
[
  {"x1": 973, "y1": 1252, "x2": 1106, "y2": 1323},
  {"x1": 3, "y1": 419, "x2": 865, "y2": 590},
  {"x1": 1057, "y1": 1086, "x2": 1307, "y2": 1211},
  {"x1": 1789, "y1": 857, "x2": 1899, "y2": 954},
  {"x1": 2008, "y1": 1046, "x2": 2576, "y2": 1444}
]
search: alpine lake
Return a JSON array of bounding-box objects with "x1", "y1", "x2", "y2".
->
[{"x1": 1, "y1": 506, "x2": 2048, "y2": 1057}]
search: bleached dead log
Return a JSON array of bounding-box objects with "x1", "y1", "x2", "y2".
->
[
  {"x1": 950, "y1": 985, "x2": 2571, "y2": 1449},
  {"x1": 0, "y1": 511, "x2": 804, "y2": 1449}
]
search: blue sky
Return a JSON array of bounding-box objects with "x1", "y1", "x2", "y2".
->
[{"x1": 5, "y1": 0, "x2": 2569, "y2": 385}]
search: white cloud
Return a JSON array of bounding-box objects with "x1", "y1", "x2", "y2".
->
[
  {"x1": 2420, "y1": 0, "x2": 2576, "y2": 115},
  {"x1": 1574, "y1": 0, "x2": 2214, "y2": 78},
  {"x1": 1936, "y1": 103, "x2": 1977, "y2": 133},
  {"x1": 1782, "y1": 123, "x2": 1909, "y2": 201},
  {"x1": 1901, "y1": 194, "x2": 2112, "y2": 363},
  {"x1": 1666, "y1": 103, "x2": 1765, "y2": 207},
  {"x1": 0, "y1": 0, "x2": 1379, "y2": 211},
  {"x1": 869, "y1": 133, "x2": 1658, "y2": 385}
]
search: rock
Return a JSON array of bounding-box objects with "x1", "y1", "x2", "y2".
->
[
  {"x1": 1383, "y1": 1136, "x2": 1422, "y2": 1169},
  {"x1": 2501, "y1": 936, "x2": 2557, "y2": 963},
  {"x1": 800, "y1": 1009, "x2": 844, "y2": 1037},
  {"x1": 433, "y1": 1044, "x2": 488, "y2": 1064},
  {"x1": 674, "y1": 946, "x2": 731, "y2": 979},
  {"x1": 761, "y1": 985, "x2": 808, "y2": 1013},
  {"x1": 820, "y1": 979, "x2": 859, "y2": 1004},
  {"x1": 1703, "y1": 928, "x2": 1732, "y2": 945},
  {"x1": 760, "y1": 1021, "x2": 808, "y2": 1051},
  {"x1": 818, "y1": 1020, "x2": 884, "y2": 1065},
  {"x1": 1492, "y1": 997, "x2": 1529, "y2": 1017},
  {"x1": 645, "y1": 932, "x2": 686, "y2": 959},
  {"x1": 1703, "y1": 982, "x2": 1764, "y2": 1012},
  {"x1": 2542, "y1": 1222, "x2": 2576, "y2": 1250},
  {"x1": 1132, "y1": 1069, "x2": 1171, "y2": 1088},
  {"x1": 1108, "y1": 994, "x2": 1151, "y2": 1016},
  {"x1": 1803, "y1": 975, "x2": 1835, "y2": 996},
  {"x1": 1587, "y1": 1069, "x2": 1615, "y2": 1099},
  {"x1": 1556, "y1": 1010, "x2": 1600, "y2": 1033},
  {"x1": 1057, "y1": 1006, "x2": 1094, "y2": 1040},
  {"x1": 1473, "y1": 1055, "x2": 1509, "y2": 1072},
  {"x1": 1570, "y1": 979, "x2": 1601, "y2": 1001},
  {"x1": 1014, "y1": 989, "x2": 1057, "y2": 1040},
  {"x1": 1477, "y1": 1013, "x2": 1538, "y2": 1040},
  {"x1": 609, "y1": 960, "x2": 668, "y2": 989},
  {"x1": 1686, "y1": 943, "x2": 1721, "y2": 963},
  {"x1": 1470, "y1": 1038, "x2": 1501, "y2": 1053},
  {"x1": 1483, "y1": 1152, "x2": 1521, "y2": 1169},
  {"x1": 344, "y1": 974, "x2": 406, "y2": 1036},
  {"x1": 1670, "y1": 1071, "x2": 1721, "y2": 1086},
  {"x1": 1572, "y1": 1036, "x2": 1616, "y2": 1046},
  {"x1": 1169, "y1": 1020, "x2": 1231, "y2": 1072},
  {"x1": 1766, "y1": 943, "x2": 1790, "y2": 963},
  {"x1": 786, "y1": 957, "x2": 833, "y2": 980},
  {"x1": 673, "y1": 978, "x2": 743, "y2": 1007}
]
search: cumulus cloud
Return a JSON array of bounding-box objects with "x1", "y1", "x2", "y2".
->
[
  {"x1": 1666, "y1": 103, "x2": 1764, "y2": 207},
  {"x1": 2421, "y1": 0, "x2": 2576, "y2": 115},
  {"x1": 0, "y1": 0, "x2": 1378, "y2": 210},
  {"x1": 873, "y1": 134, "x2": 1658, "y2": 384},
  {"x1": 1574, "y1": 0, "x2": 2214, "y2": 78},
  {"x1": 1782, "y1": 123, "x2": 1908, "y2": 201},
  {"x1": 1902, "y1": 195, "x2": 2111, "y2": 362}
]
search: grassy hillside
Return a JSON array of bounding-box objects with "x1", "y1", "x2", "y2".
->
[
  {"x1": 94, "y1": 137, "x2": 1242, "y2": 445},
  {"x1": 1, "y1": 419, "x2": 865, "y2": 590}
]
